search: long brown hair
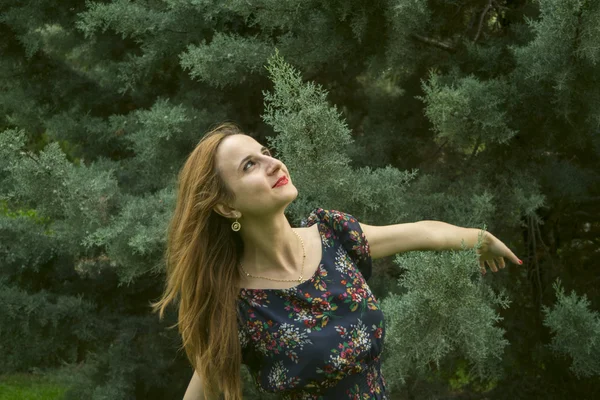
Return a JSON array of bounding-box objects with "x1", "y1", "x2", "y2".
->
[{"x1": 151, "y1": 122, "x2": 246, "y2": 399}]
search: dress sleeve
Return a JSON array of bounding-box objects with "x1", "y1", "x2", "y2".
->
[{"x1": 309, "y1": 208, "x2": 373, "y2": 282}]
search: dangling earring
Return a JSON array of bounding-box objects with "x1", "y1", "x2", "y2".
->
[{"x1": 231, "y1": 214, "x2": 241, "y2": 232}]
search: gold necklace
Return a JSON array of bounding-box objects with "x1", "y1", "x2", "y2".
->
[{"x1": 239, "y1": 230, "x2": 306, "y2": 283}]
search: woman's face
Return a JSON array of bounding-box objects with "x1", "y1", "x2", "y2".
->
[{"x1": 214, "y1": 134, "x2": 298, "y2": 218}]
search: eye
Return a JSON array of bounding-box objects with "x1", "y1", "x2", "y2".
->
[
  {"x1": 243, "y1": 160, "x2": 255, "y2": 171},
  {"x1": 243, "y1": 150, "x2": 273, "y2": 171}
]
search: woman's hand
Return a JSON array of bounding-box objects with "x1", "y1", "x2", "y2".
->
[{"x1": 477, "y1": 232, "x2": 523, "y2": 275}]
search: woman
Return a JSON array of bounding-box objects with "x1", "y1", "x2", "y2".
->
[{"x1": 151, "y1": 123, "x2": 522, "y2": 399}]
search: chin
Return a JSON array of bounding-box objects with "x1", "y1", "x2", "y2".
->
[{"x1": 279, "y1": 186, "x2": 299, "y2": 205}]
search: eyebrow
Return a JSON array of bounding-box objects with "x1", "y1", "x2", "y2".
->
[{"x1": 238, "y1": 146, "x2": 270, "y2": 171}]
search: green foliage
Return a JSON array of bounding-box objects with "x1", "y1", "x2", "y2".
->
[
  {"x1": 1, "y1": 0, "x2": 599, "y2": 398},
  {"x1": 181, "y1": 33, "x2": 273, "y2": 88},
  {"x1": 513, "y1": 0, "x2": 600, "y2": 78},
  {"x1": 512, "y1": 0, "x2": 600, "y2": 118},
  {"x1": 263, "y1": 51, "x2": 418, "y2": 224},
  {"x1": 82, "y1": 188, "x2": 174, "y2": 285},
  {"x1": 0, "y1": 130, "x2": 122, "y2": 256},
  {"x1": 444, "y1": 358, "x2": 497, "y2": 392},
  {"x1": 543, "y1": 280, "x2": 600, "y2": 378},
  {"x1": 0, "y1": 201, "x2": 48, "y2": 223},
  {"x1": 76, "y1": 0, "x2": 168, "y2": 40},
  {"x1": 381, "y1": 234, "x2": 511, "y2": 392},
  {"x1": 385, "y1": 0, "x2": 431, "y2": 78},
  {"x1": 0, "y1": 283, "x2": 96, "y2": 374},
  {"x1": 419, "y1": 73, "x2": 517, "y2": 149}
]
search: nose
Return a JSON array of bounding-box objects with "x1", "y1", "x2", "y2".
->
[{"x1": 266, "y1": 155, "x2": 283, "y2": 175}]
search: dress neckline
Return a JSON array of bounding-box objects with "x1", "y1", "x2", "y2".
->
[{"x1": 238, "y1": 219, "x2": 325, "y2": 293}]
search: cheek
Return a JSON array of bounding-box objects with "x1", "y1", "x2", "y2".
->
[{"x1": 244, "y1": 177, "x2": 272, "y2": 192}]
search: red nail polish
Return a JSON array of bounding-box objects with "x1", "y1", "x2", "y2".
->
[{"x1": 518, "y1": 260, "x2": 523, "y2": 265}]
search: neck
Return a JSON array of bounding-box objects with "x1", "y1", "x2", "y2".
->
[{"x1": 238, "y1": 211, "x2": 303, "y2": 276}]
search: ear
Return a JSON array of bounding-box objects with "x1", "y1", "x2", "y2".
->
[{"x1": 213, "y1": 203, "x2": 239, "y2": 219}]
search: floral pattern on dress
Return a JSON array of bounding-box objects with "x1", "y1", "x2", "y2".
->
[
  {"x1": 237, "y1": 208, "x2": 386, "y2": 399},
  {"x1": 281, "y1": 288, "x2": 339, "y2": 333},
  {"x1": 346, "y1": 360, "x2": 387, "y2": 399},
  {"x1": 240, "y1": 288, "x2": 270, "y2": 308},
  {"x1": 268, "y1": 360, "x2": 302, "y2": 390},
  {"x1": 245, "y1": 317, "x2": 313, "y2": 363},
  {"x1": 315, "y1": 318, "x2": 372, "y2": 378},
  {"x1": 333, "y1": 245, "x2": 381, "y2": 314}
]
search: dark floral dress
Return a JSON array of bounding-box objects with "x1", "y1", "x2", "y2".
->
[{"x1": 237, "y1": 208, "x2": 387, "y2": 399}]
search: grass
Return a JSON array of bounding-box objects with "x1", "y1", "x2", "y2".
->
[{"x1": 0, "y1": 372, "x2": 68, "y2": 400}]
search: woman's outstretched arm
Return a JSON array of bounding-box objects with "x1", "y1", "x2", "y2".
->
[
  {"x1": 360, "y1": 220, "x2": 522, "y2": 274},
  {"x1": 359, "y1": 221, "x2": 443, "y2": 259}
]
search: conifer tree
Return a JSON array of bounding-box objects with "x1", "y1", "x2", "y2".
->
[{"x1": 1, "y1": 1, "x2": 599, "y2": 399}]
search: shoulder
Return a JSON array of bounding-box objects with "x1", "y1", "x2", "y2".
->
[
  {"x1": 305, "y1": 208, "x2": 372, "y2": 280},
  {"x1": 304, "y1": 208, "x2": 359, "y2": 229},
  {"x1": 303, "y1": 208, "x2": 367, "y2": 248}
]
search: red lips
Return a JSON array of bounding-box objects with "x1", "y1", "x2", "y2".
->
[{"x1": 273, "y1": 176, "x2": 288, "y2": 188}]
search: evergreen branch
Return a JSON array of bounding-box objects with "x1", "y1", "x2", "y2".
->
[
  {"x1": 451, "y1": 2, "x2": 466, "y2": 19},
  {"x1": 492, "y1": 0, "x2": 508, "y2": 10},
  {"x1": 490, "y1": 1, "x2": 503, "y2": 30},
  {"x1": 452, "y1": 0, "x2": 483, "y2": 19},
  {"x1": 474, "y1": 0, "x2": 493, "y2": 42},
  {"x1": 410, "y1": 34, "x2": 456, "y2": 53},
  {"x1": 528, "y1": 215, "x2": 543, "y2": 309},
  {"x1": 286, "y1": 43, "x2": 321, "y2": 60},
  {"x1": 417, "y1": 138, "x2": 449, "y2": 169},
  {"x1": 533, "y1": 215, "x2": 556, "y2": 271},
  {"x1": 466, "y1": 135, "x2": 482, "y2": 167},
  {"x1": 22, "y1": 151, "x2": 41, "y2": 166},
  {"x1": 492, "y1": 0, "x2": 509, "y2": 13},
  {"x1": 247, "y1": 4, "x2": 300, "y2": 15},
  {"x1": 163, "y1": 28, "x2": 189, "y2": 34},
  {"x1": 571, "y1": 7, "x2": 584, "y2": 65}
]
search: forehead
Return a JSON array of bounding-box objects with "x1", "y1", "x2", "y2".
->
[{"x1": 215, "y1": 134, "x2": 262, "y2": 172}]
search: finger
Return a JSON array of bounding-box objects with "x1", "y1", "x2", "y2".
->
[
  {"x1": 516, "y1": 256, "x2": 523, "y2": 265},
  {"x1": 509, "y1": 251, "x2": 521, "y2": 265},
  {"x1": 497, "y1": 257, "x2": 506, "y2": 269},
  {"x1": 497, "y1": 239, "x2": 521, "y2": 265},
  {"x1": 487, "y1": 259, "x2": 498, "y2": 272}
]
